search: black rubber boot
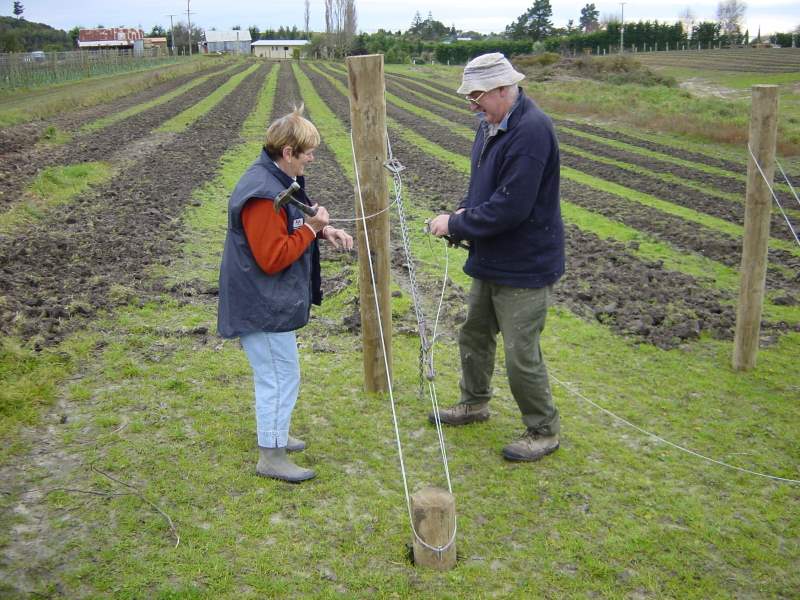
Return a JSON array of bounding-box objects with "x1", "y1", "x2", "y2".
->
[{"x1": 286, "y1": 435, "x2": 306, "y2": 452}]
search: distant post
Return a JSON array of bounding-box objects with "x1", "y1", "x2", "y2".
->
[
  {"x1": 733, "y1": 85, "x2": 778, "y2": 371},
  {"x1": 346, "y1": 54, "x2": 392, "y2": 392}
]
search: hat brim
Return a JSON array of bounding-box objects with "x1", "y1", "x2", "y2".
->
[{"x1": 456, "y1": 70, "x2": 525, "y2": 95}]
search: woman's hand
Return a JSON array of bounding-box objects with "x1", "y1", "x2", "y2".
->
[
  {"x1": 323, "y1": 226, "x2": 354, "y2": 251},
  {"x1": 305, "y1": 204, "x2": 330, "y2": 233}
]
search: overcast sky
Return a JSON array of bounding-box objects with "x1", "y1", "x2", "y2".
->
[{"x1": 10, "y1": 1, "x2": 800, "y2": 37}]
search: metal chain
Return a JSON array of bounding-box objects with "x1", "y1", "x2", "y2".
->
[
  {"x1": 384, "y1": 152, "x2": 435, "y2": 383},
  {"x1": 351, "y1": 130, "x2": 456, "y2": 559}
]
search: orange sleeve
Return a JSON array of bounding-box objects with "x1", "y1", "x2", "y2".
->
[{"x1": 241, "y1": 198, "x2": 316, "y2": 275}]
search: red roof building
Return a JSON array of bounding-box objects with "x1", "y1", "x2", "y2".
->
[{"x1": 78, "y1": 28, "x2": 145, "y2": 48}]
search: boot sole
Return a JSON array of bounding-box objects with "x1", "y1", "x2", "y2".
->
[
  {"x1": 502, "y1": 442, "x2": 559, "y2": 462},
  {"x1": 428, "y1": 412, "x2": 490, "y2": 426},
  {"x1": 256, "y1": 469, "x2": 316, "y2": 483}
]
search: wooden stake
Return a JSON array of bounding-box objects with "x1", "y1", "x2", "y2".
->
[
  {"x1": 410, "y1": 486, "x2": 457, "y2": 570},
  {"x1": 733, "y1": 85, "x2": 779, "y2": 371},
  {"x1": 346, "y1": 54, "x2": 392, "y2": 392}
]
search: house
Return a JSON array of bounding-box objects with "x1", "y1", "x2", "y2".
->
[
  {"x1": 144, "y1": 37, "x2": 168, "y2": 54},
  {"x1": 78, "y1": 28, "x2": 145, "y2": 50},
  {"x1": 252, "y1": 39, "x2": 309, "y2": 59},
  {"x1": 200, "y1": 30, "x2": 251, "y2": 54}
]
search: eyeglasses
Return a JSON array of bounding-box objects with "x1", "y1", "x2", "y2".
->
[{"x1": 465, "y1": 91, "x2": 486, "y2": 106}]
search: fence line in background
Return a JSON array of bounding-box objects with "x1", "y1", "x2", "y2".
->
[{"x1": 0, "y1": 49, "x2": 181, "y2": 90}]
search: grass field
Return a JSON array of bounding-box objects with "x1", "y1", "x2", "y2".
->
[{"x1": 0, "y1": 50, "x2": 798, "y2": 598}]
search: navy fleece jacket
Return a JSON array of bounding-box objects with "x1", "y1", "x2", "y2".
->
[{"x1": 448, "y1": 88, "x2": 565, "y2": 288}]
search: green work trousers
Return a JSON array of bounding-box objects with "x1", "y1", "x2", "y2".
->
[{"x1": 458, "y1": 279, "x2": 560, "y2": 436}]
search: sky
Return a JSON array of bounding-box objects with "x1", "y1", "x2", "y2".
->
[{"x1": 10, "y1": 1, "x2": 800, "y2": 38}]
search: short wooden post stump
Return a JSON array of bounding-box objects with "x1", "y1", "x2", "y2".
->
[{"x1": 410, "y1": 486, "x2": 456, "y2": 570}]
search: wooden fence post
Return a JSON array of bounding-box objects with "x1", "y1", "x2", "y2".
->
[
  {"x1": 411, "y1": 487, "x2": 457, "y2": 570},
  {"x1": 733, "y1": 85, "x2": 779, "y2": 371},
  {"x1": 346, "y1": 54, "x2": 392, "y2": 392}
]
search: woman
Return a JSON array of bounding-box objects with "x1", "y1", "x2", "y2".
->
[{"x1": 217, "y1": 106, "x2": 353, "y2": 482}]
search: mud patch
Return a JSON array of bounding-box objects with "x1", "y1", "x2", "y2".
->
[{"x1": 0, "y1": 64, "x2": 270, "y2": 347}]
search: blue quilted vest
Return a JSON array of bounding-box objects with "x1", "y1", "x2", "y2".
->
[{"x1": 217, "y1": 149, "x2": 321, "y2": 338}]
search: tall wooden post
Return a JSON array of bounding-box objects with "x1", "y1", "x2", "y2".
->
[
  {"x1": 346, "y1": 54, "x2": 392, "y2": 392},
  {"x1": 733, "y1": 85, "x2": 778, "y2": 371}
]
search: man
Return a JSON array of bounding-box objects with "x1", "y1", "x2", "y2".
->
[{"x1": 427, "y1": 53, "x2": 565, "y2": 462}]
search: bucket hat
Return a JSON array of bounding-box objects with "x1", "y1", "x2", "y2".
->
[{"x1": 457, "y1": 52, "x2": 525, "y2": 95}]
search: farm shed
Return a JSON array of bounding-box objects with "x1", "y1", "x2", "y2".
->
[
  {"x1": 144, "y1": 37, "x2": 168, "y2": 54},
  {"x1": 251, "y1": 40, "x2": 309, "y2": 59},
  {"x1": 77, "y1": 28, "x2": 144, "y2": 50},
  {"x1": 200, "y1": 30, "x2": 251, "y2": 54}
]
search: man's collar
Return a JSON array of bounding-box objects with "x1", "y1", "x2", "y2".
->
[{"x1": 497, "y1": 87, "x2": 524, "y2": 132}]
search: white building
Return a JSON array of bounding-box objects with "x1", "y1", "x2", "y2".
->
[
  {"x1": 251, "y1": 39, "x2": 309, "y2": 59},
  {"x1": 201, "y1": 30, "x2": 252, "y2": 54}
]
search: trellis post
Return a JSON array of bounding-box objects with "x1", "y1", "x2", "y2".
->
[
  {"x1": 346, "y1": 54, "x2": 392, "y2": 392},
  {"x1": 411, "y1": 487, "x2": 457, "y2": 570},
  {"x1": 733, "y1": 85, "x2": 778, "y2": 371}
]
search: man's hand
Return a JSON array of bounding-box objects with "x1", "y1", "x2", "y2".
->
[
  {"x1": 428, "y1": 209, "x2": 465, "y2": 237},
  {"x1": 428, "y1": 214, "x2": 450, "y2": 236},
  {"x1": 324, "y1": 226, "x2": 354, "y2": 251}
]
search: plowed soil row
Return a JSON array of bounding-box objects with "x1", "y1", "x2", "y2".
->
[
  {"x1": 272, "y1": 63, "x2": 353, "y2": 266},
  {"x1": 0, "y1": 64, "x2": 271, "y2": 346},
  {"x1": 327, "y1": 69, "x2": 745, "y2": 204},
  {"x1": 381, "y1": 69, "x2": 760, "y2": 177},
  {"x1": 635, "y1": 49, "x2": 800, "y2": 73},
  {"x1": 378, "y1": 69, "x2": 748, "y2": 196},
  {"x1": 0, "y1": 62, "x2": 252, "y2": 210},
  {"x1": 561, "y1": 152, "x2": 800, "y2": 244},
  {"x1": 299, "y1": 63, "x2": 741, "y2": 348},
  {"x1": 287, "y1": 63, "x2": 467, "y2": 336},
  {"x1": 561, "y1": 178, "x2": 800, "y2": 296},
  {"x1": 0, "y1": 60, "x2": 234, "y2": 155},
  {"x1": 557, "y1": 131, "x2": 743, "y2": 195},
  {"x1": 326, "y1": 63, "x2": 797, "y2": 262},
  {"x1": 378, "y1": 68, "x2": 800, "y2": 256}
]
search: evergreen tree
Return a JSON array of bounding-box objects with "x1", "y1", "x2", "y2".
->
[
  {"x1": 410, "y1": 11, "x2": 423, "y2": 34},
  {"x1": 579, "y1": 3, "x2": 599, "y2": 33},
  {"x1": 13, "y1": 0, "x2": 23, "y2": 18},
  {"x1": 68, "y1": 25, "x2": 80, "y2": 48},
  {"x1": 527, "y1": 0, "x2": 554, "y2": 41}
]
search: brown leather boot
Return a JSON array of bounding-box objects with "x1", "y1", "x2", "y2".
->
[
  {"x1": 428, "y1": 401, "x2": 490, "y2": 426},
  {"x1": 502, "y1": 430, "x2": 559, "y2": 462}
]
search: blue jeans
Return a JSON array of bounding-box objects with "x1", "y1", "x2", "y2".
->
[{"x1": 240, "y1": 331, "x2": 300, "y2": 449}]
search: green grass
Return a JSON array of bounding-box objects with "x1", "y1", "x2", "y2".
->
[
  {"x1": 1, "y1": 60, "x2": 798, "y2": 599},
  {"x1": 0, "y1": 162, "x2": 114, "y2": 235},
  {"x1": 157, "y1": 63, "x2": 260, "y2": 134}
]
